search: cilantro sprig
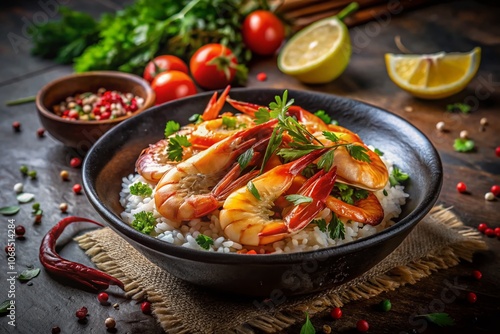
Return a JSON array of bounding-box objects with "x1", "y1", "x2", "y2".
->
[
  {"x1": 332, "y1": 183, "x2": 369, "y2": 205},
  {"x1": 313, "y1": 109, "x2": 331, "y2": 124},
  {"x1": 314, "y1": 214, "x2": 345, "y2": 240},
  {"x1": 196, "y1": 234, "x2": 214, "y2": 250},
  {"x1": 164, "y1": 120, "x2": 180, "y2": 138},
  {"x1": 167, "y1": 135, "x2": 192, "y2": 162}
]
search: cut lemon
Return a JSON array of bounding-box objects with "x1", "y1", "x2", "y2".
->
[
  {"x1": 278, "y1": 16, "x2": 351, "y2": 84},
  {"x1": 385, "y1": 47, "x2": 481, "y2": 99}
]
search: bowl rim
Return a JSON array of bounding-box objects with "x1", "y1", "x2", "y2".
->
[
  {"x1": 36, "y1": 70, "x2": 155, "y2": 125},
  {"x1": 83, "y1": 88, "x2": 443, "y2": 265}
]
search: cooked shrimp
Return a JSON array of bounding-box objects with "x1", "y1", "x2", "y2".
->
[
  {"x1": 219, "y1": 149, "x2": 337, "y2": 246},
  {"x1": 154, "y1": 120, "x2": 277, "y2": 226},
  {"x1": 326, "y1": 192, "x2": 384, "y2": 226}
]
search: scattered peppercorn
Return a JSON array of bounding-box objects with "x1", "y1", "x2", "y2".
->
[
  {"x1": 13, "y1": 183, "x2": 23, "y2": 193},
  {"x1": 404, "y1": 106, "x2": 413, "y2": 112},
  {"x1": 32, "y1": 202, "x2": 40, "y2": 211},
  {"x1": 105, "y1": 317, "x2": 116, "y2": 329},
  {"x1": 113, "y1": 303, "x2": 120, "y2": 310},
  {"x1": 256, "y1": 72, "x2": 267, "y2": 81},
  {"x1": 28, "y1": 170, "x2": 37, "y2": 179},
  {"x1": 480, "y1": 117, "x2": 488, "y2": 126},
  {"x1": 330, "y1": 307, "x2": 342, "y2": 320},
  {"x1": 36, "y1": 128, "x2": 45, "y2": 137},
  {"x1": 15, "y1": 225, "x2": 26, "y2": 237},
  {"x1": 356, "y1": 319, "x2": 369, "y2": 332},
  {"x1": 456, "y1": 182, "x2": 467, "y2": 193},
  {"x1": 491, "y1": 185, "x2": 500, "y2": 197},
  {"x1": 478, "y1": 223, "x2": 488, "y2": 233},
  {"x1": 436, "y1": 121, "x2": 445, "y2": 131},
  {"x1": 75, "y1": 306, "x2": 88, "y2": 320},
  {"x1": 380, "y1": 299, "x2": 392, "y2": 312},
  {"x1": 141, "y1": 301, "x2": 151, "y2": 314},
  {"x1": 322, "y1": 324, "x2": 332, "y2": 333},
  {"x1": 471, "y1": 270, "x2": 482, "y2": 280},
  {"x1": 97, "y1": 292, "x2": 109, "y2": 304},
  {"x1": 496, "y1": 228, "x2": 500, "y2": 238},
  {"x1": 20, "y1": 165, "x2": 29, "y2": 175},
  {"x1": 73, "y1": 184, "x2": 82, "y2": 194},
  {"x1": 485, "y1": 228, "x2": 495, "y2": 237},
  {"x1": 459, "y1": 130, "x2": 469, "y2": 139},
  {"x1": 12, "y1": 121, "x2": 21, "y2": 132},
  {"x1": 60, "y1": 170, "x2": 70, "y2": 181},
  {"x1": 51, "y1": 326, "x2": 61, "y2": 334},
  {"x1": 59, "y1": 203, "x2": 68, "y2": 213},
  {"x1": 70, "y1": 157, "x2": 82, "y2": 168},
  {"x1": 34, "y1": 213, "x2": 43, "y2": 224},
  {"x1": 467, "y1": 292, "x2": 477, "y2": 303},
  {"x1": 484, "y1": 192, "x2": 495, "y2": 201},
  {"x1": 496, "y1": 146, "x2": 500, "y2": 157}
]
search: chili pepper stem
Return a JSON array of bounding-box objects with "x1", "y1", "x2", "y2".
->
[
  {"x1": 337, "y1": 2, "x2": 359, "y2": 22},
  {"x1": 6, "y1": 95, "x2": 37, "y2": 106}
]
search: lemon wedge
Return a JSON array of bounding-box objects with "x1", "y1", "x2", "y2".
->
[
  {"x1": 385, "y1": 47, "x2": 481, "y2": 99},
  {"x1": 278, "y1": 16, "x2": 351, "y2": 84}
]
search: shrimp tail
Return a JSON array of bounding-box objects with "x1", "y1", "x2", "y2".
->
[
  {"x1": 226, "y1": 96, "x2": 267, "y2": 117},
  {"x1": 202, "y1": 85, "x2": 231, "y2": 120}
]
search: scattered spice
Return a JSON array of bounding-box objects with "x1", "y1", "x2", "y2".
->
[
  {"x1": 51, "y1": 326, "x2": 61, "y2": 334},
  {"x1": 73, "y1": 184, "x2": 82, "y2": 194},
  {"x1": 13, "y1": 183, "x2": 23, "y2": 193},
  {"x1": 471, "y1": 270, "x2": 482, "y2": 280},
  {"x1": 380, "y1": 299, "x2": 392, "y2": 312},
  {"x1": 97, "y1": 292, "x2": 109, "y2": 304},
  {"x1": 300, "y1": 312, "x2": 315, "y2": 334},
  {"x1": 196, "y1": 234, "x2": 214, "y2": 250},
  {"x1": 478, "y1": 223, "x2": 488, "y2": 233},
  {"x1": 256, "y1": 72, "x2": 267, "y2": 81},
  {"x1": 496, "y1": 146, "x2": 500, "y2": 157},
  {"x1": 113, "y1": 303, "x2": 120, "y2": 309},
  {"x1": 34, "y1": 212, "x2": 43, "y2": 224},
  {"x1": 436, "y1": 121, "x2": 445, "y2": 131},
  {"x1": 20, "y1": 165, "x2": 29, "y2": 175},
  {"x1": 404, "y1": 106, "x2": 413, "y2": 112},
  {"x1": 491, "y1": 185, "x2": 500, "y2": 197},
  {"x1": 459, "y1": 130, "x2": 469, "y2": 139},
  {"x1": 453, "y1": 138, "x2": 474, "y2": 152},
  {"x1": 105, "y1": 317, "x2": 116, "y2": 329},
  {"x1": 466, "y1": 292, "x2": 477, "y2": 303},
  {"x1": 17, "y1": 192, "x2": 35, "y2": 203},
  {"x1": 330, "y1": 307, "x2": 342, "y2": 319},
  {"x1": 12, "y1": 121, "x2": 21, "y2": 132},
  {"x1": 75, "y1": 306, "x2": 88, "y2": 320},
  {"x1": 480, "y1": 117, "x2": 488, "y2": 126},
  {"x1": 59, "y1": 203, "x2": 68, "y2": 213},
  {"x1": 484, "y1": 228, "x2": 495, "y2": 237},
  {"x1": 70, "y1": 157, "x2": 82, "y2": 168},
  {"x1": 36, "y1": 128, "x2": 45, "y2": 137},
  {"x1": 15, "y1": 225, "x2": 26, "y2": 237},
  {"x1": 447, "y1": 103, "x2": 471, "y2": 113},
  {"x1": 484, "y1": 192, "x2": 495, "y2": 201},
  {"x1": 60, "y1": 170, "x2": 70, "y2": 181},
  {"x1": 496, "y1": 228, "x2": 500, "y2": 238},
  {"x1": 141, "y1": 301, "x2": 152, "y2": 314},
  {"x1": 28, "y1": 170, "x2": 37, "y2": 179},
  {"x1": 39, "y1": 216, "x2": 124, "y2": 291},
  {"x1": 356, "y1": 319, "x2": 369, "y2": 332},
  {"x1": 456, "y1": 182, "x2": 467, "y2": 193},
  {"x1": 322, "y1": 324, "x2": 332, "y2": 333}
]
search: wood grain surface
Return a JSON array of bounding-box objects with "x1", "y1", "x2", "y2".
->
[{"x1": 0, "y1": 0, "x2": 499, "y2": 333}]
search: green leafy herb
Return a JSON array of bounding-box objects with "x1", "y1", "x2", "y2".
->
[
  {"x1": 383, "y1": 189, "x2": 388, "y2": 196},
  {"x1": 269, "y1": 90, "x2": 294, "y2": 120},
  {"x1": 17, "y1": 193, "x2": 35, "y2": 203},
  {"x1": 247, "y1": 181, "x2": 261, "y2": 200},
  {"x1": 447, "y1": 103, "x2": 471, "y2": 114},
  {"x1": 260, "y1": 127, "x2": 283, "y2": 173},
  {"x1": 453, "y1": 138, "x2": 475, "y2": 152},
  {"x1": 222, "y1": 116, "x2": 237, "y2": 129},
  {"x1": 389, "y1": 166, "x2": 410, "y2": 187},
  {"x1": 0, "y1": 300, "x2": 11, "y2": 315},
  {"x1": 316, "y1": 149, "x2": 334, "y2": 172},
  {"x1": 167, "y1": 135, "x2": 192, "y2": 161},
  {"x1": 164, "y1": 120, "x2": 180, "y2": 138},
  {"x1": 328, "y1": 214, "x2": 346, "y2": 240},
  {"x1": 132, "y1": 211, "x2": 156, "y2": 235},
  {"x1": 0, "y1": 206, "x2": 20, "y2": 216},
  {"x1": 300, "y1": 312, "x2": 315, "y2": 334},
  {"x1": 196, "y1": 234, "x2": 214, "y2": 250},
  {"x1": 18, "y1": 268, "x2": 40, "y2": 282},
  {"x1": 314, "y1": 110, "x2": 331, "y2": 124},
  {"x1": 285, "y1": 194, "x2": 313, "y2": 205},
  {"x1": 129, "y1": 182, "x2": 153, "y2": 197},
  {"x1": 374, "y1": 148, "x2": 384, "y2": 156},
  {"x1": 189, "y1": 113, "x2": 203, "y2": 124},
  {"x1": 346, "y1": 144, "x2": 371, "y2": 162},
  {"x1": 417, "y1": 313, "x2": 455, "y2": 327},
  {"x1": 332, "y1": 183, "x2": 368, "y2": 205},
  {"x1": 322, "y1": 131, "x2": 341, "y2": 143},
  {"x1": 314, "y1": 219, "x2": 327, "y2": 232},
  {"x1": 238, "y1": 148, "x2": 254, "y2": 170},
  {"x1": 254, "y1": 108, "x2": 272, "y2": 124}
]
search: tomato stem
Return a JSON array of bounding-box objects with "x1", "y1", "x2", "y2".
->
[{"x1": 336, "y1": 2, "x2": 359, "y2": 22}]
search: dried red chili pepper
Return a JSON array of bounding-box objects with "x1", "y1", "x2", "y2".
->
[{"x1": 39, "y1": 216, "x2": 124, "y2": 292}]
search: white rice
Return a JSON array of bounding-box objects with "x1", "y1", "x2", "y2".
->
[{"x1": 119, "y1": 154, "x2": 409, "y2": 254}]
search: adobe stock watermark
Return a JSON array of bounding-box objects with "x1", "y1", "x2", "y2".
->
[
  {"x1": 4, "y1": 219, "x2": 17, "y2": 327},
  {"x1": 7, "y1": 0, "x2": 72, "y2": 54}
]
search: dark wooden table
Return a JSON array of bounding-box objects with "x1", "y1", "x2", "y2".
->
[{"x1": 1, "y1": 1, "x2": 499, "y2": 333}]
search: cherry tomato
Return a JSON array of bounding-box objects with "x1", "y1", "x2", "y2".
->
[
  {"x1": 151, "y1": 71, "x2": 197, "y2": 105},
  {"x1": 143, "y1": 55, "x2": 188, "y2": 83},
  {"x1": 190, "y1": 44, "x2": 237, "y2": 90},
  {"x1": 242, "y1": 10, "x2": 285, "y2": 56}
]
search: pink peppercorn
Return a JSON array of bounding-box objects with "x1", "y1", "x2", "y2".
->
[{"x1": 257, "y1": 72, "x2": 267, "y2": 81}]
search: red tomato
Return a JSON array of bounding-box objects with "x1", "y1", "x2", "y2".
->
[
  {"x1": 151, "y1": 71, "x2": 197, "y2": 105},
  {"x1": 190, "y1": 44, "x2": 237, "y2": 90},
  {"x1": 242, "y1": 10, "x2": 285, "y2": 56},
  {"x1": 143, "y1": 55, "x2": 188, "y2": 83}
]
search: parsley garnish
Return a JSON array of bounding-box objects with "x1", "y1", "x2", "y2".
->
[
  {"x1": 453, "y1": 138, "x2": 474, "y2": 152},
  {"x1": 374, "y1": 148, "x2": 384, "y2": 156},
  {"x1": 237, "y1": 148, "x2": 254, "y2": 170},
  {"x1": 332, "y1": 183, "x2": 369, "y2": 204},
  {"x1": 313, "y1": 215, "x2": 345, "y2": 240},
  {"x1": 447, "y1": 103, "x2": 471, "y2": 114},
  {"x1": 417, "y1": 313, "x2": 455, "y2": 327},
  {"x1": 196, "y1": 234, "x2": 214, "y2": 250},
  {"x1": 389, "y1": 166, "x2": 410, "y2": 187},
  {"x1": 285, "y1": 194, "x2": 313, "y2": 205},
  {"x1": 346, "y1": 144, "x2": 371, "y2": 162},
  {"x1": 129, "y1": 182, "x2": 152, "y2": 197},
  {"x1": 247, "y1": 181, "x2": 261, "y2": 200},
  {"x1": 167, "y1": 135, "x2": 192, "y2": 162},
  {"x1": 164, "y1": 120, "x2": 180, "y2": 138},
  {"x1": 254, "y1": 108, "x2": 272, "y2": 124},
  {"x1": 222, "y1": 116, "x2": 237, "y2": 129},
  {"x1": 300, "y1": 312, "x2": 315, "y2": 334},
  {"x1": 383, "y1": 189, "x2": 388, "y2": 196},
  {"x1": 131, "y1": 211, "x2": 156, "y2": 235},
  {"x1": 188, "y1": 113, "x2": 203, "y2": 124},
  {"x1": 316, "y1": 150, "x2": 334, "y2": 172},
  {"x1": 314, "y1": 109, "x2": 331, "y2": 124}
]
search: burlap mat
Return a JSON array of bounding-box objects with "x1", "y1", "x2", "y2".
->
[{"x1": 76, "y1": 206, "x2": 487, "y2": 334}]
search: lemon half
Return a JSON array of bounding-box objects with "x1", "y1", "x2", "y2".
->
[
  {"x1": 278, "y1": 16, "x2": 351, "y2": 84},
  {"x1": 385, "y1": 47, "x2": 481, "y2": 99}
]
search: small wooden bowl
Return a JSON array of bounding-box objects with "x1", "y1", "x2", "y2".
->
[{"x1": 36, "y1": 71, "x2": 155, "y2": 150}]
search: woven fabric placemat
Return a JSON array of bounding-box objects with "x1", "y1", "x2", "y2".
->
[{"x1": 76, "y1": 206, "x2": 487, "y2": 334}]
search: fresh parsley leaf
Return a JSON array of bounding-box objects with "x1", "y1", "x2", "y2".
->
[
  {"x1": 322, "y1": 131, "x2": 341, "y2": 143},
  {"x1": 269, "y1": 90, "x2": 294, "y2": 120},
  {"x1": 389, "y1": 166, "x2": 410, "y2": 187},
  {"x1": 333, "y1": 183, "x2": 354, "y2": 204},
  {"x1": 18, "y1": 268, "x2": 40, "y2": 282},
  {"x1": 238, "y1": 148, "x2": 254, "y2": 170},
  {"x1": 317, "y1": 149, "x2": 334, "y2": 172},
  {"x1": 164, "y1": 120, "x2": 180, "y2": 138},
  {"x1": 354, "y1": 188, "x2": 369, "y2": 200},
  {"x1": 447, "y1": 103, "x2": 471, "y2": 114},
  {"x1": 300, "y1": 312, "x2": 315, "y2": 334},
  {"x1": 328, "y1": 214, "x2": 345, "y2": 240},
  {"x1": 260, "y1": 127, "x2": 283, "y2": 173},
  {"x1": 418, "y1": 313, "x2": 455, "y2": 327},
  {"x1": 254, "y1": 108, "x2": 271, "y2": 124},
  {"x1": 285, "y1": 194, "x2": 313, "y2": 205},
  {"x1": 277, "y1": 147, "x2": 316, "y2": 162},
  {"x1": 374, "y1": 148, "x2": 384, "y2": 156},
  {"x1": 129, "y1": 182, "x2": 153, "y2": 197},
  {"x1": 346, "y1": 144, "x2": 371, "y2": 162},
  {"x1": 453, "y1": 138, "x2": 474, "y2": 152},
  {"x1": 131, "y1": 211, "x2": 156, "y2": 235},
  {"x1": 0, "y1": 206, "x2": 20, "y2": 216},
  {"x1": 196, "y1": 234, "x2": 214, "y2": 250},
  {"x1": 314, "y1": 110, "x2": 331, "y2": 124},
  {"x1": 222, "y1": 116, "x2": 237, "y2": 129},
  {"x1": 247, "y1": 181, "x2": 261, "y2": 200},
  {"x1": 167, "y1": 135, "x2": 192, "y2": 162},
  {"x1": 313, "y1": 219, "x2": 327, "y2": 232},
  {"x1": 189, "y1": 113, "x2": 203, "y2": 124}
]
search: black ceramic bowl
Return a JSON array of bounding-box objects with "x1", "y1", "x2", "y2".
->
[{"x1": 83, "y1": 88, "x2": 442, "y2": 297}]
